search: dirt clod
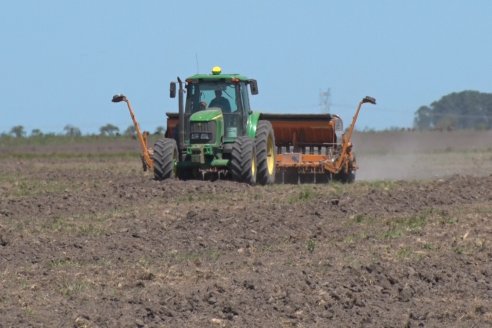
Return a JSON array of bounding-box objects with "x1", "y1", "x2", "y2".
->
[{"x1": 0, "y1": 139, "x2": 491, "y2": 327}]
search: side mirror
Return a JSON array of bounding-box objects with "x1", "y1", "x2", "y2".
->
[
  {"x1": 249, "y1": 79, "x2": 259, "y2": 95},
  {"x1": 170, "y1": 82, "x2": 176, "y2": 98}
]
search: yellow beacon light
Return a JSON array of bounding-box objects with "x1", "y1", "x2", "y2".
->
[{"x1": 212, "y1": 66, "x2": 222, "y2": 75}]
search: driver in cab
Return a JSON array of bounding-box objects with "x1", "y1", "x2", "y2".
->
[{"x1": 209, "y1": 89, "x2": 231, "y2": 113}]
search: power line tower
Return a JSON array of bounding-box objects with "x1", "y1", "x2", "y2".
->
[{"x1": 319, "y1": 88, "x2": 331, "y2": 113}]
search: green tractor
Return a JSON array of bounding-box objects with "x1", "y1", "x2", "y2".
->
[{"x1": 156, "y1": 66, "x2": 275, "y2": 185}]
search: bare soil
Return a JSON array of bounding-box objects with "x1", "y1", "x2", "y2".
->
[{"x1": 1, "y1": 131, "x2": 491, "y2": 327}]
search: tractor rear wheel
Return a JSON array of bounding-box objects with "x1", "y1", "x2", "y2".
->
[
  {"x1": 153, "y1": 138, "x2": 178, "y2": 180},
  {"x1": 255, "y1": 120, "x2": 276, "y2": 185},
  {"x1": 230, "y1": 136, "x2": 257, "y2": 185}
]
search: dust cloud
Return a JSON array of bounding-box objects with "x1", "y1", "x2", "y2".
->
[{"x1": 352, "y1": 130, "x2": 492, "y2": 181}]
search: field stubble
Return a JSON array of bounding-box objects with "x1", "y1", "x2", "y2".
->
[{"x1": 0, "y1": 130, "x2": 491, "y2": 327}]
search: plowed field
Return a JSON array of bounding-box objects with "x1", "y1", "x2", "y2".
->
[{"x1": 1, "y1": 131, "x2": 491, "y2": 327}]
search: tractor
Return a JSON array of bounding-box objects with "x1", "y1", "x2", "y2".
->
[{"x1": 112, "y1": 66, "x2": 375, "y2": 184}]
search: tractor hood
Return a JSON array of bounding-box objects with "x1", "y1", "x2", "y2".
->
[{"x1": 190, "y1": 109, "x2": 223, "y2": 122}]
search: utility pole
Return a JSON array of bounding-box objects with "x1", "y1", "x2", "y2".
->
[{"x1": 319, "y1": 88, "x2": 331, "y2": 113}]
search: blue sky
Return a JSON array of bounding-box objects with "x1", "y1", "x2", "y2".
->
[{"x1": 1, "y1": 1, "x2": 491, "y2": 134}]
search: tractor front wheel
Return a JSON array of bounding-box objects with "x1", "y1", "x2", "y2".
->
[
  {"x1": 255, "y1": 120, "x2": 276, "y2": 185},
  {"x1": 230, "y1": 136, "x2": 257, "y2": 185},
  {"x1": 153, "y1": 138, "x2": 178, "y2": 180}
]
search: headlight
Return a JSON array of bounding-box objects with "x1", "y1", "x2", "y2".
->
[
  {"x1": 190, "y1": 121, "x2": 216, "y2": 144},
  {"x1": 190, "y1": 132, "x2": 212, "y2": 142}
]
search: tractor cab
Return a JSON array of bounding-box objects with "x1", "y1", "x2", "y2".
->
[
  {"x1": 179, "y1": 66, "x2": 258, "y2": 145},
  {"x1": 185, "y1": 80, "x2": 244, "y2": 142}
]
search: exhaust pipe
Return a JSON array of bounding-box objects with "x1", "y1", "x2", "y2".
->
[{"x1": 177, "y1": 77, "x2": 185, "y2": 160}]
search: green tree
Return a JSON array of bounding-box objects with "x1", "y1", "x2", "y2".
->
[
  {"x1": 154, "y1": 126, "x2": 165, "y2": 135},
  {"x1": 414, "y1": 90, "x2": 492, "y2": 130},
  {"x1": 30, "y1": 129, "x2": 43, "y2": 137},
  {"x1": 64, "y1": 125, "x2": 82, "y2": 137},
  {"x1": 10, "y1": 125, "x2": 25, "y2": 138},
  {"x1": 99, "y1": 124, "x2": 119, "y2": 136},
  {"x1": 123, "y1": 125, "x2": 136, "y2": 138},
  {"x1": 414, "y1": 106, "x2": 432, "y2": 130}
]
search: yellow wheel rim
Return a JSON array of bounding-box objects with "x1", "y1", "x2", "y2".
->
[
  {"x1": 266, "y1": 134, "x2": 275, "y2": 175},
  {"x1": 173, "y1": 149, "x2": 178, "y2": 176},
  {"x1": 252, "y1": 149, "x2": 256, "y2": 177}
]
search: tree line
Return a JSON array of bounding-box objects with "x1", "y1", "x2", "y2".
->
[
  {"x1": 2, "y1": 124, "x2": 166, "y2": 138},
  {"x1": 414, "y1": 90, "x2": 492, "y2": 130},
  {"x1": 6, "y1": 90, "x2": 491, "y2": 137}
]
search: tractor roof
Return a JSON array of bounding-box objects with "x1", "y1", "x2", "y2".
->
[
  {"x1": 186, "y1": 67, "x2": 251, "y2": 83},
  {"x1": 186, "y1": 73, "x2": 250, "y2": 83}
]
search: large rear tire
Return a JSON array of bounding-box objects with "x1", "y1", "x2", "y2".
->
[
  {"x1": 230, "y1": 136, "x2": 257, "y2": 185},
  {"x1": 153, "y1": 138, "x2": 178, "y2": 180},
  {"x1": 333, "y1": 170, "x2": 355, "y2": 183},
  {"x1": 255, "y1": 120, "x2": 276, "y2": 185}
]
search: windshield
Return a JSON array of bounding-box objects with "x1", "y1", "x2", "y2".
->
[
  {"x1": 184, "y1": 81, "x2": 245, "y2": 142},
  {"x1": 186, "y1": 82, "x2": 238, "y2": 114}
]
